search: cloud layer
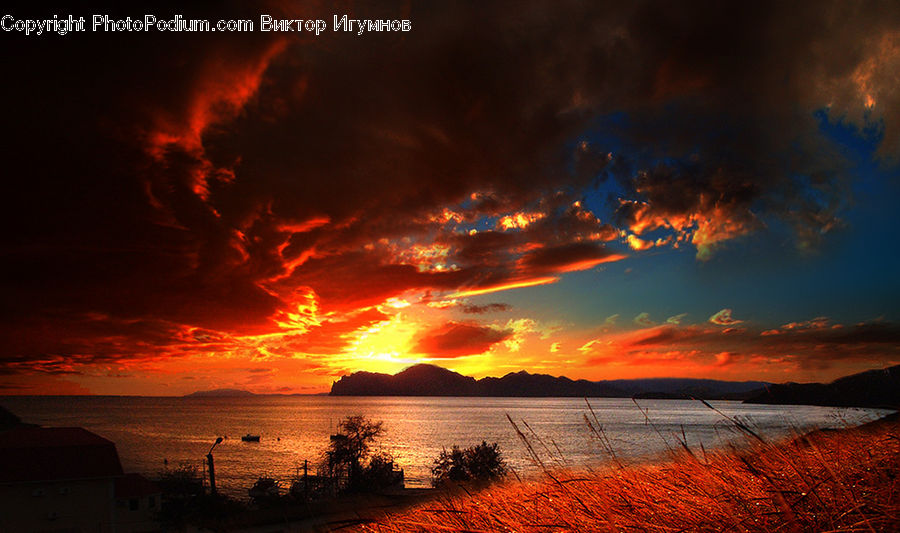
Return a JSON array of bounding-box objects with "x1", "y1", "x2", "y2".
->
[{"x1": 2, "y1": 1, "x2": 899, "y2": 391}]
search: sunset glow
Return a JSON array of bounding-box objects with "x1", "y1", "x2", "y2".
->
[{"x1": 3, "y1": 2, "x2": 900, "y2": 396}]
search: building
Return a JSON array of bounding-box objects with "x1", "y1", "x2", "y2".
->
[
  {"x1": 0, "y1": 426, "x2": 161, "y2": 533},
  {"x1": 114, "y1": 473, "x2": 163, "y2": 532}
]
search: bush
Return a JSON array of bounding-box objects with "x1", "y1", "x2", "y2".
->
[
  {"x1": 358, "y1": 451, "x2": 402, "y2": 490},
  {"x1": 432, "y1": 441, "x2": 507, "y2": 487},
  {"x1": 155, "y1": 463, "x2": 246, "y2": 528},
  {"x1": 156, "y1": 462, "x2": 204, "y2": 499},
  {"x1": 326, "y1": 415, "x2": 387, "y2": 491}
]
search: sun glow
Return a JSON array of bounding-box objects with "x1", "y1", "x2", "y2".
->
[
  {"x1": 452, "y1": 277, "x2": 559, "y2": 297},
  {"x1": 342, "y1": 313, "x2": 419, "y2": 369}
]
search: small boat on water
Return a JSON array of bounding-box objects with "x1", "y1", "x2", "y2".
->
[{"x1": 241, "y1": 434, "x2": 260, "y2": 442}]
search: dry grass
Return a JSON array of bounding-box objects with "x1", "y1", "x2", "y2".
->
[{"x1": 350, "y1": 413, "x2": 900, "y2": 532}]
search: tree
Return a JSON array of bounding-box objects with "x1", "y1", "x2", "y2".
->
[
  {"x1": 359, "y1": 451, "x2": 401, "y2": 489},
  {"x1": 156, "y1": 462, "x2": 204, "y2": 499},
  {"x1": 326, "y1": 415, "x2": 385, "y2": 490},
  {"x1": 432, "y1": 441, "x2": 508, "y2": 487}
]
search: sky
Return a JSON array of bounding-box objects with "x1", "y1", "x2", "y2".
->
[{"x1": 2, "y1": 1, "x2": 900, "y2": 395}]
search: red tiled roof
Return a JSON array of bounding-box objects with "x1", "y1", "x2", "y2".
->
[
  {"x1": 0, "y1": 427, "x2": 124, "y2": 482},
  {"x1": 115, "y1": 473, "x2": 160, "y2": 499}
]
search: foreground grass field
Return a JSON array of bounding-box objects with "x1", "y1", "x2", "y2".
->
[{"x1": 352, "y1": 412, "x2": 900, "y2": 532}]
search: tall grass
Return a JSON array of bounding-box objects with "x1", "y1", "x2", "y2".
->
[{"x1": 351, "y1": 409, "x2": 900, "y2": 532}]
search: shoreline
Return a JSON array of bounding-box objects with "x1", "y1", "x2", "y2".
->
[
  {"x1": 3, "y1": 398, "x2": 891, "y2": 503},
  {"x1": 4, "y1": 402, "x2": 895, "y2": 531}
]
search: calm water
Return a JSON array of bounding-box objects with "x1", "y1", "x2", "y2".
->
[{"x1": 2, "y1": 396, "x2": 891, "y2": 498}]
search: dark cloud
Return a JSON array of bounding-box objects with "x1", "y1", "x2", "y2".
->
[
  {"x1": 791, "y1": 322, "x2": 900, "y2": 347},
  {"x1": 518, "y1": 242, "x2": 624, "y2": 274},
  {"x1": 614, "y1": 320, "x2": 900, "y2": 368},
  {"x1": 413, "y1": 322, "x2": 512, "y2": 358},
  {"x1": 451, "y1": 231, "x2": 520, "y2": 267},
  {"x1": 462, "y1": 303, "x2": 512, "y2": 314}
]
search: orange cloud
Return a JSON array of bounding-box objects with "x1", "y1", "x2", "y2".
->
[
  {"x1": 616, "y1": 165, "x2": 762, "y2": 261},
  {"x1": 497, "y1": 211, "x2": 546, "y2": 230},
  {"x1": 576, "y1": 320, "x2": 900, "y2": 382},
  {"x1": 452, "y1": 277, "x2": 559, "y2": 298},
  {"x1": 626, "y1": 234, "x2": 654, "y2": 251},
  {"x1": 782, "y1": 317, "x2": 831, "y2": 330}
]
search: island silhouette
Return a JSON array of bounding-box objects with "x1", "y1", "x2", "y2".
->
[{"x1": 330, "y1": 363, "x2": 900, "y2": 408}]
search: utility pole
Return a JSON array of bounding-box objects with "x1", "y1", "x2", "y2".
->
[{"x1": 303, "y1": 459, "x2": 308, "y2": 497}]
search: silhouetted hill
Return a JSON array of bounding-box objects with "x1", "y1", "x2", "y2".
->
[
  {"x1": 330, "y1": 364, "x2": 770, "y2": 398},
  {"x1": 476, "y1": 371, "x2": 626, "y2": 397},
  {"x1": 184, "y1": 388, "x2": 256, "y2": 398},
  {"x1": 0, "y1": 405, "x2": 35, "y2": 430},
  {"x1": 607, "y1": 378, "x2": 769, "y2": 400},
  {"x1": 331, "y1": 365, "x2": 479, "y2": 396},
  {"x1": 745, "y1": 365, "x2": 900, "y2": 408}
]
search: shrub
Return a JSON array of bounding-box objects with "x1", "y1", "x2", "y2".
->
[
  {"x1": 432, "y1": 441, "x2": 507, "y2": 487},
  {"x1": 359, "y1": 451, "x2": 402, "y2": 490},
  {"x1": 156, "y1": 462, "x2": 204, "y2": 499},
  {"x1": 326, "y1": 415, "x2": 387, "y2": 491}
]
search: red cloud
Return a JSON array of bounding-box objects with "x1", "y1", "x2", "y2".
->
[
  {"x1": 282, "y1": 251, "x2": 470, "y2": 312},
  {"x1": 413, "y1": 322, "x2": 512, "y2": 358}
]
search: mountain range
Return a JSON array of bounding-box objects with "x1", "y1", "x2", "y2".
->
[
  {"x1": 330, "y1": 364, "x2": 900, "y2": 408},
  {"x1": 744, "y1": 364, "x2": 900, "y2": 408},
  {"x1": 183, "y1": 388, "x2": 256, "y2": 398},
  {"x1": 330, "y1": 364, "x2": 770, "y2": 400}
]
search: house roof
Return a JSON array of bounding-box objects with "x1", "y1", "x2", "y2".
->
[
  {"x1": 115, "y1": 473, "x2": 160, "y2": 499},
  {"x1": 0, "y1": 427, "x2": 124, "y2": 482}
]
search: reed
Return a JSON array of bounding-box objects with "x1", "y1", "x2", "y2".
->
[{"x1": 352, "y1": 411, "x2": 900, "y2": 532}]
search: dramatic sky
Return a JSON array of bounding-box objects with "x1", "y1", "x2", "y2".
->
[{"x1": 2, "y1": 1, "x2": 900, "y2": 395}]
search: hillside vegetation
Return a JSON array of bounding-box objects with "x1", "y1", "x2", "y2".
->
[{"x1": 352, "y1": 413, "x2": 900, "y2": 532}]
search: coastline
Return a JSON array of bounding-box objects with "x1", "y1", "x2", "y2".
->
[
  {"x1": 3, "y1": 400, "x2": 895, "y2": 531},
  {"x1": 4, "y1": 396, "x2": 886, "y2": 498},
  {"x1": 204, "y1": 409, "x2": 899, "y2": 532}
]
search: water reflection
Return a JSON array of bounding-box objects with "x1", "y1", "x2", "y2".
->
[{"x1": 3, "y1": 396, "x2": 890, "y2": 497}]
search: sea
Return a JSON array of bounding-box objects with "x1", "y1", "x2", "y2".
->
[{"x1": 2, "y1": 396, "x2": 892, "y2": 499}]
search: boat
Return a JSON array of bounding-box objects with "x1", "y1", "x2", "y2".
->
[{"x1": 241, "y1": 434, "x2": 260, "y2": 442}]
